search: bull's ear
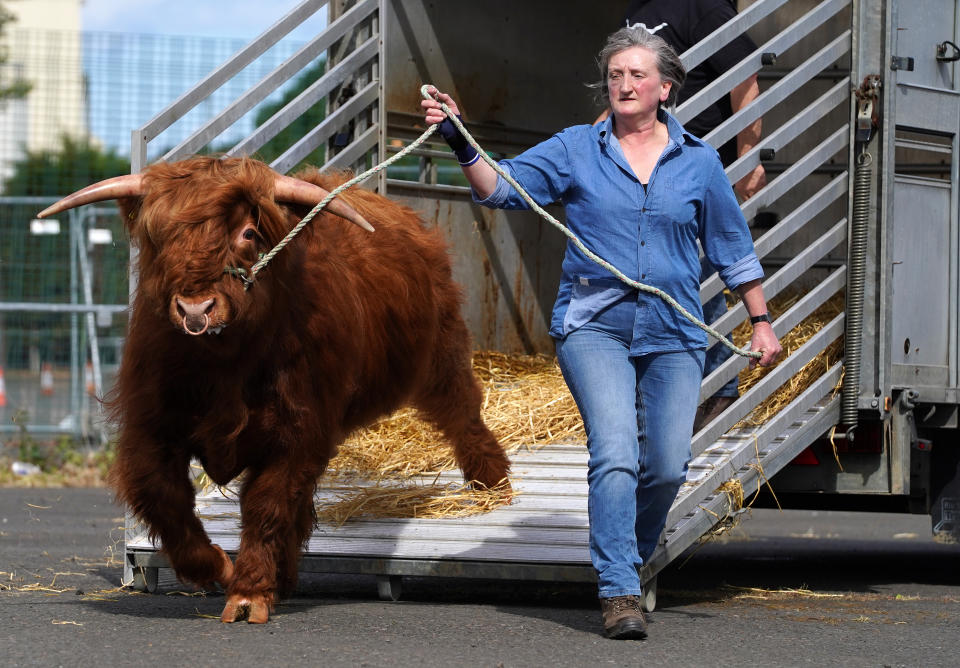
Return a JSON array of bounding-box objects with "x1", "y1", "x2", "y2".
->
[{"x1": 117, "y1": 196, "x2": 143, "y2": 231}]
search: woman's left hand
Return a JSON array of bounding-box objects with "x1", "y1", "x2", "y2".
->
[{"x1": 749, "y1": 322, "x2": 781, "y2": 369}]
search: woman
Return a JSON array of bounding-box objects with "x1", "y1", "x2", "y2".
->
[{"x1": 422, "y1": 27, "x2": 781, "y2": 640}]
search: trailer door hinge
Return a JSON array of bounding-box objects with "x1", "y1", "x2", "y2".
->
[{"x1": 891, "y1": 55, "x2": 915, "y2": 71}]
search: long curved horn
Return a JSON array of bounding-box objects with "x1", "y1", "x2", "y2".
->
[
  {"x1": 36, "y1": 173, "x2": 144, "y2": 219},
  {"x1": 273, "y1": 174, "x2": 374, "y2": 232}
]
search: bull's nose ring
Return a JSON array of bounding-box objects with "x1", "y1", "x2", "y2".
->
[{"x1": 183, "y1": 313, "x2": 210, "y2": 336}]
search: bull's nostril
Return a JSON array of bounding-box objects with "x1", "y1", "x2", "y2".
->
[
  {"x1": 175, "y1": 297, "x2": 216, "y2": 334},
  {"x1": 176, "y1": 297, "x2": 216, "y2": 317}
]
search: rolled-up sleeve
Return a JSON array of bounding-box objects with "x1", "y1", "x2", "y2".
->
[
  {"x1": 699, "y1": 156, "x2": 764, "y2": 291},
  {"x1": 718, "y1": 251, "x2": 764, "y2": 289},
  {"x1": 472, "y1": 174, "x2": 514, "y2": 208}
]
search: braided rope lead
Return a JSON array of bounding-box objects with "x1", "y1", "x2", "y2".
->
[{"x1": 419, "y1": 85, "x2": 760, "y2": 360}]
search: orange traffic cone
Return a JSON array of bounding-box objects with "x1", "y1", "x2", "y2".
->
[
  {"x1": 0, "y1": 366, "x2": 7, "y2": 407},
  {"x1": 84, "y1": 361, "x2": 95, "y2": 396},
  {"x1": 41, "y1": 362, "x2": 54, "y2": 396}
]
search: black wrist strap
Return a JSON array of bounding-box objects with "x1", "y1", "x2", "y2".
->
[
  {"x1": 438, "y1": 116, "x2": 478, "y2": 165},
  {"x1": 750, "y1": 313, "x2": 771, "y2": 325}
]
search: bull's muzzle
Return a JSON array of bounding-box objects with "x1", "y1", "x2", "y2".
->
[{"x1": 176, "y1": 297, "x2": 216, "y2": 336}]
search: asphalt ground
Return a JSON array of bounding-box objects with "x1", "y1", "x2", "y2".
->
[{"x1": 2, "y1": 487, "x2": 958, "y2": 667}]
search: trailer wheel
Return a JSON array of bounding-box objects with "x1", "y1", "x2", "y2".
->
[
  {"x1": 929, "y1": 428, "x2": 960, "y2": 542},
  {"x1": 640, "y1": 577, "x2": 657, "y2": 612}
]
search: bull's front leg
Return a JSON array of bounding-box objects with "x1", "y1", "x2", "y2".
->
[
  {"x1": 220, "y1": 460, "x2": 323, "y2": 624},
  {"x1": 111, "y1": 436, "x2": 234, "y2": 590}
]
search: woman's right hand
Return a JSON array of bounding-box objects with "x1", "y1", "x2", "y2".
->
[
  {"x1": 421, "y1": 86, "x2": 461, "y2": 126},
  {"x1": 419, "y1": 86, "x2": 497, "y2": 199}
]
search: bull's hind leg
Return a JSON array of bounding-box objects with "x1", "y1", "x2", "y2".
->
[
  {"x1": 221, "y1": 460, "x2": 323, "y2": 624},
  {"x1": 416, "y1": 336, "x2": 511, "y2": 491}
]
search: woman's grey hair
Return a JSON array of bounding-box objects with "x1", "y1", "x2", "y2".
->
[{"x1": 589, "y1": 26, "x2": 686, "y2": 108}]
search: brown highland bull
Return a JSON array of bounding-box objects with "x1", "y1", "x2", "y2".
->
[{"x1": 38, "y1": 156, "x2": 511, "y2": 623}]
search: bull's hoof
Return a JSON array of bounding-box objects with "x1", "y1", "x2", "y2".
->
[
  {"x1": 211, "y1": 544, "x2": 234, "y2": 589},
  {"x1": 220, "y1": 592, "x2": 273, "y2": 624}
]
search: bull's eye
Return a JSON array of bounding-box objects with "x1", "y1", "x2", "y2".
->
[{"x1": 243, "y1": 228, "x2": 256, "y2": 241}]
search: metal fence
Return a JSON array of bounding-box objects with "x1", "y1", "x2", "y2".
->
[{"x1": 0, "y1": 199, "x2": 127, "y2": 441}]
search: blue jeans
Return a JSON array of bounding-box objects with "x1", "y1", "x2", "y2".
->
[
  {"x1": 702, "y1": 266, "x2": 739, "y2": 398},
  {"x1": 555, "y1": 297, "x2": 704, "y2": 598}
]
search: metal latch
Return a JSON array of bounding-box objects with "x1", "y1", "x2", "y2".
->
[{"x1": 854, "y1": 75, "x2": 882, "y2": 144}]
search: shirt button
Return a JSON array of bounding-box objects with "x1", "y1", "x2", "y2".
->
[
  {"x1": 641, "y1": 240, "x2": 645, "y2": 246},
  {"x1": 641, "y1": 273, "x2": 646, "y2": 279}
]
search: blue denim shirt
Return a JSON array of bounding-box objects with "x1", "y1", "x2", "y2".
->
[{"x1": 474, "y1": 110, "x2": 763, "y2": 355}]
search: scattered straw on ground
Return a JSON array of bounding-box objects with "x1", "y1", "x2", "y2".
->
[{"x1": 724, "y1": 584, "x2": 846, "y2": 600}]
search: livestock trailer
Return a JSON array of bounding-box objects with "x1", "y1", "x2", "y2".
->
[{"x1": 123, "y1": 0, "x2": 960, "y2": 608}]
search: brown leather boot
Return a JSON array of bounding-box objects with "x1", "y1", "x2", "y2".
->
[
  {"x1": 693, "y1": 395, "x2": 737, "y2": 433},
  {"x1": 600, "y1": 595, "x2": 648, "y2": 639}
]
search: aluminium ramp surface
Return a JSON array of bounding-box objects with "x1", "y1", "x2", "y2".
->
[{"x1": 124, "y1": 363, "x2": 841, "y2": 604}]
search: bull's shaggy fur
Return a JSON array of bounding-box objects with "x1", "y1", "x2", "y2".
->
[{"x1": 107, "y1": 156, "x2": 510, "y2": 622}]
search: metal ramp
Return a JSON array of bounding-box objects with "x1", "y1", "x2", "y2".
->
[
  {"x1": 122, "y1": 0, "x2": 856, "y2": 604},
  {"x1": 126, "y1": 362, "x2": 841, "y2": 608}
]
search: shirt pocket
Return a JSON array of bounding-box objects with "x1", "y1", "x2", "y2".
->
[{"x1": 653, "y1": 183, "x2": 699, "y2": 233}]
